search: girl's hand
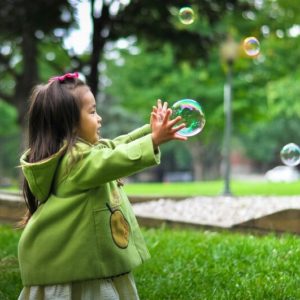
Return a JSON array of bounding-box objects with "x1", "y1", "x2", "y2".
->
[{"x1": 151, "y1": 101, "x2": 187, "y2": 148}]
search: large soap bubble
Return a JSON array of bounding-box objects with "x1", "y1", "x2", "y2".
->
[{"x1": 171, "y1": 99, "x2": 205, "y2": 137}]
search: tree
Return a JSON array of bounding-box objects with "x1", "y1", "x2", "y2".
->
[
  {"x1": 0, "y1": 0, "x2": 74, "y2": 143},
  {"x1": 0, "y1": 0, "x2": 253, "y2": 132},
  {"x1": 3, "y1": 0, "x2": 299, "y2": 180},
  {"x1": 232, "y1": 1, "x2": 300, "y2": 169},
  {"x1": 76, "y1": 0, "x2": 252, "y2": 96},
  {"x1": 101, "y1": 0, "x2": 300, "y2": 177},
  {"x1": 102, "y1": 41, "x2": 227, "y2": 179}
]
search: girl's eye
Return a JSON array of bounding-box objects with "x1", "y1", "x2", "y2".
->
[{"x1": 90, "y1": 111, "x2": 96, "y2": 115}]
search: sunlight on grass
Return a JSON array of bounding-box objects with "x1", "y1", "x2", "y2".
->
[{"x1": 124, "y1": 180, "x2": 300, "y2": 197}]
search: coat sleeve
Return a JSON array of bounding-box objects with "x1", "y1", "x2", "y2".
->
[
  {"x1": 63, "y1": 133, "x2": 160, "y2": 191},
  {"x1": 100, "y1": 124, "x2": 151, "y2": 149}
]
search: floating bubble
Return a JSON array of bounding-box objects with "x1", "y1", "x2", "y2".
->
[
  {"x1": 243, "y1": 37, "x2": 260, "y2": 56},
  {"x1": 178, "y1": 7, "x2": 195, "y2": 25},
  {"x1": 280, "y1": 143, "x2": 300, "y2": 167},
  {"x1": 171, "y1": 99, "x2": 205, "y2": 137}
]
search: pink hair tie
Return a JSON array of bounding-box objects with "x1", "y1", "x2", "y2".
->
[{"x1": 49, "y1": 72, "x2": 79, "y2": 83}]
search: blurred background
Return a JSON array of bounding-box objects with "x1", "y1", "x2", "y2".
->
[{"x1": 1, "y1": 0, "x2": 300, "y2": 187}]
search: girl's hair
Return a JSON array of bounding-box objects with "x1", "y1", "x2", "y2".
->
[{"x1": 21, "y1": 76, "x2": 88, "y2": 225}]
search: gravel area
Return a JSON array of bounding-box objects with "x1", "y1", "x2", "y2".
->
[{"x1": 132, "y1": 196, "x2": 300, "y2": 228}]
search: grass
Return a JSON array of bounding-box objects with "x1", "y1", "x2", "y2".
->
[
  {"x1": 0, "y1": 226, "x2": 22, "y2": 300},
  {"x1": 1, "y1": 180, "x2": 300, "y2": 298},
  {"x1": 124, "y1": 180, "x2": 300, "y2": 197},
  {"x1": 2, "y1": 180, "x2": 300, "y2": 197},
  {"x1": 1, "y1": 225, "x2": 300, "y2": 299},
  {"x1": 135, "y1": 227, "x2": 300, "y2": 299}
]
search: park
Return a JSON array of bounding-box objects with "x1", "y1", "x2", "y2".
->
[{"x1": 1, "y1": 0, "x2": 300, "y2": 299}]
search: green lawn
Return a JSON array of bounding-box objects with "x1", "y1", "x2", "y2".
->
[
  {"x1": 1, "y1": 225, "x2": 300, "y2": 299},
  {"x1": 0, "y1": 226, "x2": 22, "y2": 300},
  {"x1": 2, "y1": 180, "x2": 300, "y2": 197},
  {"x1": 124, "y1": 180, "x2": 300, "y2": 197},
  {"x1": 135, "y1": 228, "x2": 300, "y2": 299}
]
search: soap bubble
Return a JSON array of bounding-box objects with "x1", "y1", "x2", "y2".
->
[
  {"x1": 178, "y1": 7, "x2": 195, "y2": 25},
  {"x1": 243, "y1": 37, "x2": 260, "y2": 56},
  {"x1": 171, "y1": 99, "x2": 205, "y2": 137},
  {"x1": 280, "y1": 143, "x2": 300, "y2": 166}
]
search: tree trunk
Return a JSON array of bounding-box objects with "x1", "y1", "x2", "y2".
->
[
  {"x1": 88, "y1": 1, "x2": 109, "y2": 97},
  {"x1": 15, "y1": 26, "x2": 38, "y2": 120},
  {"x1": 16, "y1": 26, "x2": 38, "y2": 150},
  {"x1": 13, "y1": 25, "x2": 38, "y2": 186}
]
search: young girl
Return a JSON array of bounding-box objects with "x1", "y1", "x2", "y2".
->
[{"x1": 18, "y1": 72, "x2": 187, "y2": 300}]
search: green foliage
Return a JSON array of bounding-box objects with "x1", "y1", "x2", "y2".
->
[
  {"x1": 268, "y1": 73, "x2": 300, "y2": 119},
  {"x1": 112, "y1": 1, "x2": 251, "y2": 62},
  {"x1": 104, "y1": 41, "x2": 225, "y2": 138},
  {"x1": 0, "y1": 135, "x2": 20, "y2": 178},
  {"x1": 162, "y1": 141, "x2": 193, "y2": 171},
  {"x1": 0, "y1": 101, "x2": 20, "y2": 178},
  {"x1": 236, "y1": 34, "x2": 300, "y2": 164},
  {"x1": 0, "y1": 101, "x2": 17, "y2": 136},
  {"x1": 102, "y1": 0, "x2": 300, "y2": 173},
  {"x1": 257, "y1": 0, "x2": 300, "y2": 30},
  {"x1": 215, "y1": 1, "x2": 300, "y2": 167},
  {"x1": 98, "y1": 95, "x2": 143, "y2": 138},
  {"x1": 239, "y1": 118, "x2": 300, "y2": 164},
  {"x1": 1, "y1": 0, "x2": 300, "y2": 178},
  {"x1": 104, "y1": 41, "x2": 226, "y2": 177},
  {"x1": 38, "y1": 41, "x2": 73, "y2": 80},
  {"x1": 0, "y1": 0, "x2": 74, "y2": 37}
]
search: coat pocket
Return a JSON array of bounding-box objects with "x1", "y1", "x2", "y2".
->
[{"x1": 93, "y1": 207, "x2": 130, "y2": 254}]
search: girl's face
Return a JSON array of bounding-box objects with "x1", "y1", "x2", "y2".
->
[{"x1": 77, "y1": 89, "x2": 102, "y2": 144}]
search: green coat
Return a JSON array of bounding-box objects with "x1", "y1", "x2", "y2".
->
[{"x1": 18, "y1": 125, "x2": 160, "y2": 286}]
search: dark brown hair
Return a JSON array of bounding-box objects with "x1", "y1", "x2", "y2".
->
[{"x1": 21, "y1": 77, "x2": 88, "y2": 225}]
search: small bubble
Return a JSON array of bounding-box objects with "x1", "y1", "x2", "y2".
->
[
  {"x1": 280, "y1": 143, "x2": 300, "y2": 166},
  {"x1": 178, "y1": 7, "x2": 195, "y2": 25},
  {"x1": 243, "y1": 36, "x2": 260, "y2": 56}
]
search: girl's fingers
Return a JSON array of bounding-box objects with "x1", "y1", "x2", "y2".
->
[
  {"x1": 168, "y1": 115, "x2": 183, "y2": 127},
  {"x1": 171, "y1": 123, "x2": 186, "y2": 133},
  {"x1": 162, "y1": 108, "x2": 172, "y2": 124},
  {"x1": 174, "y1": 134, "x2": 188, "y2": 141},
  {"x1": 157, "y1": 99, "x2": 162, "y2": 110},
  {"x1": 151, "y1": 111, "x2": 159, "y2": 118},
  {"x1": 153, "y1": 106, "x2": 164, "y2": 121},
  {"x1": 162, "y1": 101, "x2": 168, "y2": 111},
  {"x1": 151, "y1": 112, "x2": 158, "y2": 123},
  {"x1": 157, "y1": 99, "x2": 168, "y2": 113}
]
